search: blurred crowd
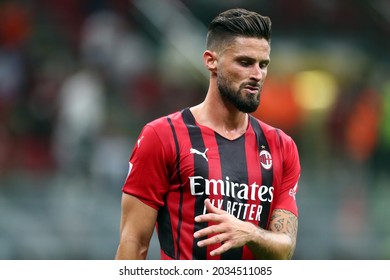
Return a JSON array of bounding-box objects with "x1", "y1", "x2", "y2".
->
[{"x1": 0, "y1": 0, "x2": 389, "y2": 259}]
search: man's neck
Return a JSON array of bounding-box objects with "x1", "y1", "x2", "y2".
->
[{"x1": 190, "y1": 96, "x2": 249, "y2": 140}]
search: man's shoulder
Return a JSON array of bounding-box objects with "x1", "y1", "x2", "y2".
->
[
  {"x1": 146, "y1": 109, "x2": 183, "y2": 127},
  {"x1": 250, "y1": 115, "x2": 294, "y2": 143}
]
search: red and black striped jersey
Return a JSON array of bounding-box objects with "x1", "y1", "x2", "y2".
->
[{"x1": 122, "y1": 108, "x2": 301, "y2": 260}]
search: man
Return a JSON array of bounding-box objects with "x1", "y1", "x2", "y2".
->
[{"x1": 115, "y1": 8, "x2": 301, "y2": 260}]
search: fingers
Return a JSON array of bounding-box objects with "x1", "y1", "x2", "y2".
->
[
  {"x1": 194, "y1": 198, "x2": 243, "y2": 256},
  {"x1": 197, "y1": 233, "x2": 232, "y2": 256},
  {"x1": 193, "y1": 199, "x2": 256, "y2": 257},
  {"x1": 193, "y1": 199, "x2": 232, "y2": 256},
  {"x1": 209, "y1": 242, "x2": 232, "y2": 256},
  {"x1": 195, "y1": 231, "x2": 235, "y2": 257},
  {"x1": 194, "y1": 198, "x2": 231, "y2": 227},
  {"x1": 194, "y1": 199, "x2": 226, "y2": 223},
  {"x1": 196, "y1": 231, "x2": 228, "y2": 246},
  {"x1": 194, "y1": 228, "x2": 232, "y2": 257},
  {"x1": 204, "y1": 198, "x2": 225, "y2": 214},
  {"x1": 194, "y1": 224, "x2": 222, "y2": 239}
]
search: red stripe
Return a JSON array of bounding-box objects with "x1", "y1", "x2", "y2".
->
[{"x1": 200, "y1": 126, "x2": 222, "y2": 260}]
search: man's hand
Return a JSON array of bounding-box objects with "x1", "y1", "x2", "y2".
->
[{"x1": 193, "y1": 199, "x2": 257, "y2": 256}]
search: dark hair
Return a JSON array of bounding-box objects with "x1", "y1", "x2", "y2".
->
[{"x1": 206, "y1": 8, "x2": 272, "y2": 51}]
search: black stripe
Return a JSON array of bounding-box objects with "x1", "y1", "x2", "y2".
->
[
  {"x1": 182, "y1": 108, "x2": 208, "y2": 260},
  {"x1": 216, "y1": 133, "x2": 247, "y2": 260},
  {"x1": 157, "y1": 116, "x2": 183, "y2": 259},
  {"x1": 249, "y1": 116, "x2": 273, "y2": 229}
]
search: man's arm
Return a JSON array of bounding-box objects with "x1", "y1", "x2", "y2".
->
[
  {"x1": 193, "y1": 199, "x2": 298, "y2": 259},
  {"x1": 247, "y1": 208, "x2": 298, "y2": 259},
  {"x1": 115, "y1": 193, "x2": 158, "y2": 260}
]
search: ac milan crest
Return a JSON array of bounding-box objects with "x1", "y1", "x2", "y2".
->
[{"x1": 260, "y1": 150, "x2": 272, "y2": 170}]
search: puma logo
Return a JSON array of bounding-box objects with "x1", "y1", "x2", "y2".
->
[{"x1": 190, "y1": 148, "x2": 208, "y2": 162}]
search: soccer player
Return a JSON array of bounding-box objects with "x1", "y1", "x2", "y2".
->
[{"x1": 115, "y1": 8, "x2": 301, "y2": 260}]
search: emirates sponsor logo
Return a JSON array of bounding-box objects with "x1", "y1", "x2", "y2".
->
[
  {"x1": 189, "y1": 175, "x2": 273, "y2": 202},
  {"x1": 189, "y1": 175, "x2": 273, "y2": 221}
]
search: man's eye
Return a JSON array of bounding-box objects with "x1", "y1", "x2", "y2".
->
[
  {"x1": 259, "y1": 62, "x2": 269, "y2": 69},
  {"x1": 240, "y1": 60, "x2": 250, "y2": 66}
]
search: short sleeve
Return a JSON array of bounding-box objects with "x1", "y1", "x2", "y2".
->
[
  {"x1": 273, "y1": 131, "x2": 301, "y2": 216},
  {"x1": 122, "y1": 124, "x2": 171, "y2": 210}
]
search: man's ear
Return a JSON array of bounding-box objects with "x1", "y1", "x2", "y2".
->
[{"x1": 203, "y1": 50, "x2": 217, "y2": 72}]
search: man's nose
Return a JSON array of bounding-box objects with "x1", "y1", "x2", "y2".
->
[{"x1": 250, "y1": 65, "x2": 264, "y2": 81}]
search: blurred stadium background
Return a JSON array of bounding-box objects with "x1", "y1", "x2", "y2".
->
[{"x1": 0, "y1": 0, "x2": 389, "y2": 260}]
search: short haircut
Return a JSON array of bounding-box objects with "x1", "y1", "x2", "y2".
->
[{"x1": 206, "y1": 8, "x2": 272, "y2": 52}]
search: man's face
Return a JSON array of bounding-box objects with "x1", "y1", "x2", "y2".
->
[{"x1": 216, "y1": 37, "x2": 270, "y2": 113}]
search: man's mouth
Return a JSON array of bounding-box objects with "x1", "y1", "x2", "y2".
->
[{"x1": 243, "y1": 85, "x2": 260, "y2": 94}]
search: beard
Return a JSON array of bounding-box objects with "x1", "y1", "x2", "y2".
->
[{"x1": 217, "y1": 73, "x2": 262, "y2": 113}]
